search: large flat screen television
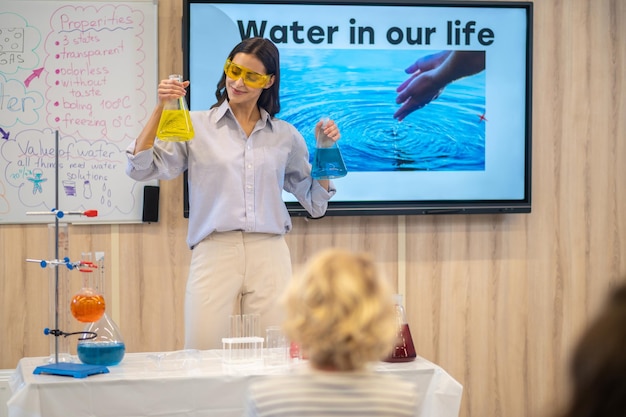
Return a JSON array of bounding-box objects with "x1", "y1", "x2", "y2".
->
[{"x1": 182, "y1": 0, "x2": 532, "y2": 217}]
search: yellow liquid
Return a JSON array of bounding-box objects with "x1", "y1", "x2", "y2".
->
[{"x1": 157, "y1": 109, "x2": 194, "y2": 142}]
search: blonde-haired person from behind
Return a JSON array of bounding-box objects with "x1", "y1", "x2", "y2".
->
[{"x1": 243, "y1": 248, "x2": 419, "y2": 417}]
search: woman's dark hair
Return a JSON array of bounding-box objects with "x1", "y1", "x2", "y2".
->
[
  {"x1": 212, "y1": 37, "x2": 281, "y2": 116},
  {"x1": 556, "y1": 283, "x2": 626, "y2": 417}
]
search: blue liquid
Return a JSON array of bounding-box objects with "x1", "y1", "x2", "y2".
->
[
  {"x1": 78, "y1": 342, "x2": 126, "y2": 366},
  {"x1": 312, "y1": 147, "x2": 347, "y2": 179}
]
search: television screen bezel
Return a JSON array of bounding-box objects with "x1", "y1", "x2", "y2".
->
[{"x1": 182, "y1": 0, "x2": 533, "y2": 218}]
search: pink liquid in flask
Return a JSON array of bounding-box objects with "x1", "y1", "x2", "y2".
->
[
  {"x1": 384, "y1": 294, "x2": 416, "y2": 362},
  {"x1": 386, "y1": 323, "x2": 416, "y2": 362}
]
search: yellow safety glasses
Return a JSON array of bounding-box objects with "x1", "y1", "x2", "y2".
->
[{"x1": 223, "y1": 59, "x2": 272, "y2": 88}]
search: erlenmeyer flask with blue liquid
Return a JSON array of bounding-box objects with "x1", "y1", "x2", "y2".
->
[
  {"x1": 312, "y1": 118, "x2": 347, "y2": 180},
  {"x1": 76, "y1": 252, "x2": 125, "y2": 366}
]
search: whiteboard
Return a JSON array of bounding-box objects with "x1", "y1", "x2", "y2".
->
[{"x1": 0, "y1": 0, "x2": 157, "y2": 224}]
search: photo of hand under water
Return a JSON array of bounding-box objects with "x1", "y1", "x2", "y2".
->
[{"x1": 279, "y1": 49, "x2": 487, "y2": 173}]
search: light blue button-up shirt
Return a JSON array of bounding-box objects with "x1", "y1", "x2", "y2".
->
[{"x1": 126, "y1": 101, "x2": 335, "y2": 248}]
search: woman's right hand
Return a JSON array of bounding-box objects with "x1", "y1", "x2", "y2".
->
[
  {"x1": 157, "y1": 78, "x2": 190, "y2": 104},
  {"x1": 132, "y1": 77, "x2": 190, "y2": 154}
]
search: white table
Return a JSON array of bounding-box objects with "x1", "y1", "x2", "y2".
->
[{"x1": 8, "y1": 350, "x2": 462, "y2": 417}]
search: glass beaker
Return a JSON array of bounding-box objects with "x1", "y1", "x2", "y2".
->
[
  {"x1": 384, "y1": 294, "x2": 417, "y2": 362},
  {"x1": 156, "y1": 74, "x2": 194, "y2": 142},
  {"x1": 311, "y1": 118, "x2": 347, "y2": 179},
  {"x1": 265, "y1": 326, "x2": 288, "y2": 366}
]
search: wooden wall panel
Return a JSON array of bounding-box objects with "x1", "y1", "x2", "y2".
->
[
  {"x1": 1, "y1": 2, "x2": 625, "y2": 417},
  {"x1": 286, "y1": 216, "x2": 399, "y2": 280}
]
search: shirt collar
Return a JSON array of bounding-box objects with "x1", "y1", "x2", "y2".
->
[{"x1": 215, "y1": 100, "x2": 275, "y2": 131}]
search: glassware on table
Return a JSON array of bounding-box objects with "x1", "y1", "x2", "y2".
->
[
  {"x1": 76, "y1": 252, "x2": 126, "y2": 366},
  {"x1": 311, "y1": 117, "x2": 347, "y2": 180},
  {"x1": 71, "y1": 284, "x2": 106, "y2": 323},
  {"x1": 265, "y1": 326, "x2": 288, "y2": 366},
  {"x1": 47, "y1": 223, "x2": 72, "y2": 363},
  {"x1": 156, "y1": 74, "x2": 194, "y2": 142},
  {"x1": 78, "y1": 313, "x2": 126, "y2": 366},
  {"x1": 289, "y1": 341, "x2": 301, "y2": 360},
  {"x1": 70, "y1": 253, "x2": 105, "y2": 323},
  {"x1": 384, "y1": 294, "x2": 417, "y2": 362},
  {"x1": 222, "y1": 314, "x2": 263, "y2": 364}
]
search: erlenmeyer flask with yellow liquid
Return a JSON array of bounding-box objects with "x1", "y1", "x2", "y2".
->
[{"x1": 156, "y1": 74, "x2": 194, "y2": 142}]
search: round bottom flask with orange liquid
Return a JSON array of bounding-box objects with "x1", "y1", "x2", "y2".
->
[{"x1": 73, "y1": 252, "x2": 126, "y2": 366}]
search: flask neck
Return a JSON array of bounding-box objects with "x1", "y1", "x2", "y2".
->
[
  {"x1": 315, "y1": 118, "x2": 335, "y2": 148},
  {"x1": 395, "y1": 304, "x2": 408, "y2": 324},
  {"x1": 164, "y1": 74, "x2": 187, "y2": 111},
  {"x1": 163, "y1": 97, "x2": 184, "y2": 111},
  {"x1": 393, "y1": 294, "x2": 408, "y2": 324}
]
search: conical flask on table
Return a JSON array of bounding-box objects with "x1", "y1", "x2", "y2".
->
[
  {"x1": 311, "y1": 118, "x2": 347, "y2": 180},
  {"x1": 385, "y1": 294, "x2": 416, "y2": 362},
  {"x1": 156, "y1": 74, "x2": 194, "y2": 142},
  {"x1": 76, "y1": 252, "x2": 125, "y2": 366},
  {"x1": 78, "y1": 312, "x2": 125, "y2": 366}
]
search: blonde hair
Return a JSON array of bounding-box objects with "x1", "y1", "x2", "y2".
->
[{"x1": 282, "y1": 248, "x2": 398, "y2": 371}]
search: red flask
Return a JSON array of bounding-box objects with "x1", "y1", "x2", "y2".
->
[{"x1": 385, "y1": 294, "x2": 416, "y2": 362}]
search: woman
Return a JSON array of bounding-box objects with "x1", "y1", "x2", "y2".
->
[
  {"x1": 125, "y1": 37, "x2": 340, "y2": 349},
  {"x1": 244, "y1": 249, "x2": 419, "y2": 416}
]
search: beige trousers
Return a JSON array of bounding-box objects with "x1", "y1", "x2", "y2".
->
[{"x1": 184, "y1": 231, "x2": 291, "y2": 350}]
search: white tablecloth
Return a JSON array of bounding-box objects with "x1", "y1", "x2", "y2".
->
[{"x1": 8, "y1": 350, "x2": 462, "y2": 417}]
